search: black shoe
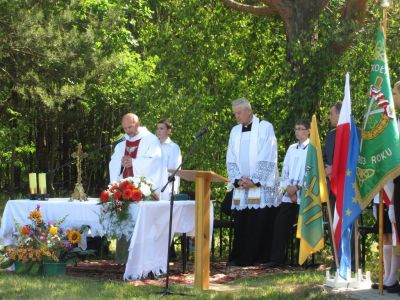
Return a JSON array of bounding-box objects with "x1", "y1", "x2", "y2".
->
[
  {"x1": 386, "y1": 281, "x2": 400, "y2": 293},
  {"x1": 371, "y1": 282, "x2": 389, "y2": 289},
  {"x1": 147, "y1": 271, "x2": 155, "y2": 280}
]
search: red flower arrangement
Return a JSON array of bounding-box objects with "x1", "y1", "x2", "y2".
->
[{"x1": 99, "y1": 177, "x2": 154, "y2": 222}]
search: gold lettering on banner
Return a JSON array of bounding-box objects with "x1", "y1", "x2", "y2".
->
[
  {"x1": 233, "y1": 199, "x2": 240, "y2": 206},
  {"x1": 370, "y1": 148, "x2": 393, "y2": 164}
]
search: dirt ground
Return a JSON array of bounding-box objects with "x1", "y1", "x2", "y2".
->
[{"x1": 67, "y1": 259, "x2": 315, "y2": 286}]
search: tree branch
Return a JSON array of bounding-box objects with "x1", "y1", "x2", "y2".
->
[
  {"x1": 331, "y1": 0, "x2": 368, "y2": 55},
  {"x1": 342, "y1": 0, "x2": 368, "y2": 22},
  {"x1": 220, "y1": 0, "x2": 278, "y2": 17}
]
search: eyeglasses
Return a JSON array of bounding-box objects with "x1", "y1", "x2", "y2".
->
[{"x1": 294, "y1": 128, "x2": 307, "y2": 131}]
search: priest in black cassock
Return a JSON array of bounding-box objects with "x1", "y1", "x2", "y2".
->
[{"x1": 226, "y1": 97, "x2": 279, "y2": 266}]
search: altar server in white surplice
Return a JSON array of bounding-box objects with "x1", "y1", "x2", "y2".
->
[
  {"x1": 156, "y1": 119, "x2": 182, "y2": 201},
  {"x1": 226, "y1": 97, "x2": 279, "y2": 266},
  {"x1": 109, "y1": 113, "x2": 163, "y2": 198},
  {"x1": 265, "y1": 119, "x2": 310, "y2": 268}
]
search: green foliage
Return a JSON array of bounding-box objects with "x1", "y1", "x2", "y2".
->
[{"x1": 0, "y1": 0, "x2": 399, "y2": 200}]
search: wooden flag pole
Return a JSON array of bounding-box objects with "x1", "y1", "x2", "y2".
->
[
  {"x1": 382, "y1": 1, "x2": 388, "y2": 35},
  {"x1": 354, "y1": 219, "x2": 359, "y2": 273},
  {"x1": 379, "y1": 190, "x2": 384, "y2": 295},
  {"x1": 325, "y1": 196, "x2": 339, "y2": 269},
  {"x1": 379, "y1": 1, "x2": 389, "y2": 294}
]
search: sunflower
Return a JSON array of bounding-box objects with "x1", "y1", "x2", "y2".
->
[
  {"x1": 49, "y1": 226, "x2": 58, "y2": 235},
  {"x1": 67, "y1": 230, "x2": 81, "y2": 244},
  {"x1": 28, "y1": 210, "x2": 43, "y2": 223}
]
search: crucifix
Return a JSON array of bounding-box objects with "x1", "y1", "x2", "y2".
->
[{"x1": 71, "y1": 143, "x2": 88, "y2": 201}]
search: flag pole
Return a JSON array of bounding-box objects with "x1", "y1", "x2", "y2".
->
[
  {"x1": 378, "y1": 1, "x2": 389, "y2": 293},
  {"x1": 354, "y1": 218, "x2": 359, "y2": 273},
  {"x1": 382, "y1": 0, "x2": 388, "y2": 35},
  {"x1": 325, "y1": 197, "x2": 339, "y2": 269},
  {"x1": 379, "y1": 190, "x2": 384, "y2": 295}
]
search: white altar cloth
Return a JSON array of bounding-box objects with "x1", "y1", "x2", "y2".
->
[
  {"x1": 0, "y1": 198, "x2": 105, "y2": 245},
  {"x1": 0, "y1": 199, "x2": 213, "y2": 281},
  {"x1": 123, "y1": 200, "x2": 213, "y2": 280}
]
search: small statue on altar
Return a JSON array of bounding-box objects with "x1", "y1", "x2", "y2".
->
[{"x1": 71, "y1": 143, "x2": 88, "y2": 201}]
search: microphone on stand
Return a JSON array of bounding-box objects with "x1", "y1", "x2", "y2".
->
[
  {"x1": 192, "y1": 127, "x2": 208, "y2": 140},
  {"x1": 113, "y1": 136, "x2": 127, "y2": 176},
  {"x1": 94, "y1": 136, "x2": 126, "y2": 152}
]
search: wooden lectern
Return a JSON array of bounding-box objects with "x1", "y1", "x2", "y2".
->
[{"x1": 173, "y1": 169, "x2": 229, "y2": 290}]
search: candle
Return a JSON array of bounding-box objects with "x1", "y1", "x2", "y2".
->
[
  {"x1": 29, "y1": 173, "x2": 37, "y2": 194},
  {"x1": 38, "y1": 173, "x2": 47, "y2": 195}
]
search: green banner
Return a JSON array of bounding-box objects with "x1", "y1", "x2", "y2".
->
[
  {"x1": 297, "y1": 115, "x2": 325, "y2": 265},
  {"x1": 357, "y1": 25, "x2": 400, "y2": 208}
]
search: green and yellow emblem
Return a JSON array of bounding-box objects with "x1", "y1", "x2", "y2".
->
[{"x1": 356, "y1": 25, "x2": 400, "y2": 209}]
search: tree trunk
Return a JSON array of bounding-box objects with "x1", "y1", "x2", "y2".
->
[{"x1": 9, "y1": 148, "x2": 15, "y2": 199}]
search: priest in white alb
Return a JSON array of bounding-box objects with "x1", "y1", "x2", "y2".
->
[
  {"x1": 109, "y1": 113, "x2": 164, "y2": 196},
  {"x1": 226, "y1": 97, "x2": 279, "y2": 266},
  {"x1": 109, "y1": 113, "x2": 163, "y2": 263}
]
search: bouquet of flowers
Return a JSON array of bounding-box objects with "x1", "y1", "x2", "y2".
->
[
  {"x1": 0, "y1": 205, "x2": 92, "y2": 273},
  {"x1": 99, "y1": 176, "x2": 155, "y2": 223}
]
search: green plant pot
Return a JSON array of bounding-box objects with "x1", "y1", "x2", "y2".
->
[
  {"x1": 14, "y1": 261, "x2": 42, "y2": 275},
  {"x1": 43, "y1": 262, "x2": 66, "y2": 276}
]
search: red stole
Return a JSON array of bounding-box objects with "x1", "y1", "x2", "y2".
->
[{"x1": 123, "y1": 139, "x2": 141, "y2": 178}]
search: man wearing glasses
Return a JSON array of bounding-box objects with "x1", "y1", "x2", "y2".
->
[{"x1": 264, "y1": 120, "x2": 310, "y2": 268}]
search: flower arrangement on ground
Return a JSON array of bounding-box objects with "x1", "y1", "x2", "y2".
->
[
  {"x1": 0, "y1": 205, "x2": 92, "y2": 273},
  {"x1": 99, "y1": 176, "x2": 155, "y2": 223}
]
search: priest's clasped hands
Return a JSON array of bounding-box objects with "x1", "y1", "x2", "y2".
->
[
  {"x1": 122, "y1": 155, "x2": 133, "y2": 168},
  {"x1": 237, "y1": 177, "x2": 256, "y2": 189}
]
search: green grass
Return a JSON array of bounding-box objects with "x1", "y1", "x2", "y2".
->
[
  {"x1": 0, "y1": 269, "x2": 350, "y2": 299},
  {"x1": 0, "y1": 193, "x2": 357, "y2": 299}
]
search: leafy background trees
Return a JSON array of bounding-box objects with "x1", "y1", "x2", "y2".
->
[{"x1": 0, "y1": 0, "x2": 399, "y2": 198}]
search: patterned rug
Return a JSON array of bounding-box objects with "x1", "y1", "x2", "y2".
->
[{"x1": 67, "y1": 260, "x2": 320, "y2": 286}]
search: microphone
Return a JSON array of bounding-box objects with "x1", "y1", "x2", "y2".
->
[
  {"x1": 192, "y1": 127, "x2": 208, "y2": 140},
  {"x1": 112, "y1": 136, "x2": 126, "y2": 147}
]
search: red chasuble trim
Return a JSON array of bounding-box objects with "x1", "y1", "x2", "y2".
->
[{"x1": 123, "y1": 139, "x2": 141, "y2": 178}]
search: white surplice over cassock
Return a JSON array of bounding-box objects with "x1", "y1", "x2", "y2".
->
[
  {"x1": 160, "y1": 137, "x2": 182, "y2": 201},
  {"x1": 280, "y1": 139, "x2": 309, "y2": 205},
  {"x1": 109, "y1": 127, "x2": 164, "y2": 195},
  {"x1": 226, "y1": 115, "x2": 279, "y2": 210}
]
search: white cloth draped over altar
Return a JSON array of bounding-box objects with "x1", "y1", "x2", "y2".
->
[
  {"x1": 0, "y1": 199, "x2": 100, "y2": 245},
  {"x1": 0, "y1": 198, "x2": 214, "y2": 281},
  {"x1": 0, "y1": 198, "x2": 141, "y2": 245},
  {"x1": 123, "y1": 200, "x2": 213, "y2": 280}
]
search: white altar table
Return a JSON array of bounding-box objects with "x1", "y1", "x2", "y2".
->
[
  {"x1": 0, "y1": 198, "x2": 106, "y2": 245},
  {"x1": 0, "y1": 198, "x2": 213, "y2": 280},
  {"x1": 123, "y1": 200, "x2": 213, "y2": 280}
]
